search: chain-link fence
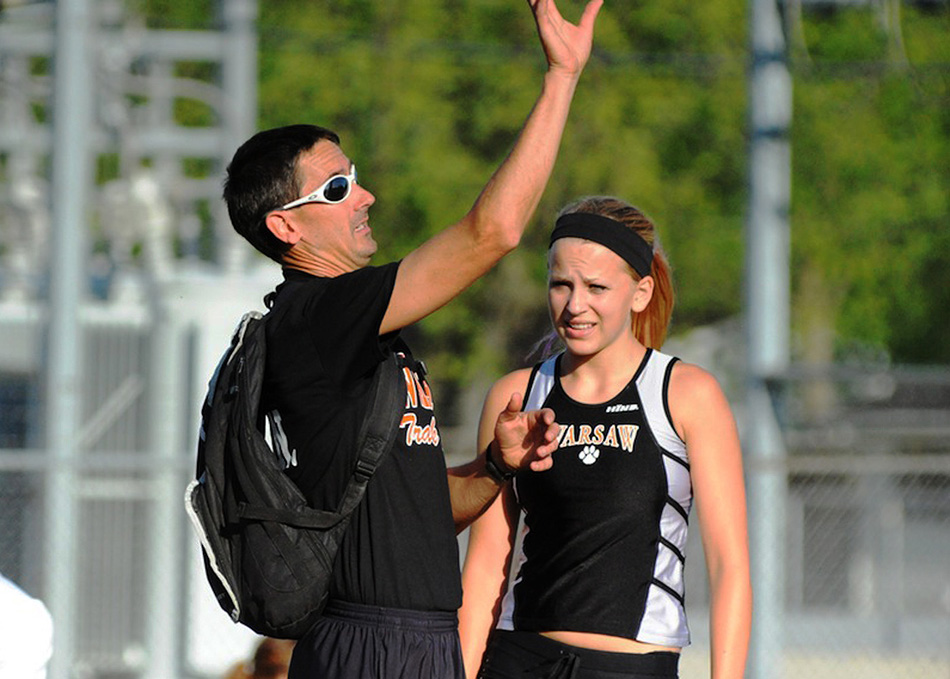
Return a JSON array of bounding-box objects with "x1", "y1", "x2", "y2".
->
[
  {"x1": 1, "y1": 304, "x2": 949, "y2": 679},
  {"x1": 677, "y1": 357, "x2": 950, "y2": 679}
]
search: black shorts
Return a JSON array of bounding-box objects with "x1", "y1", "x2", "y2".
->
[
  {"x1": 479, "y1": 630, "x2": 680, "y2": 679},
  {"x1": 288, "y1": 600, "x2": 464, "y2": 679}
]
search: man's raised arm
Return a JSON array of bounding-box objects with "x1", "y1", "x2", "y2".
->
[{"x1": 380, "y1": 0, "x2": 603, "y2": 335}]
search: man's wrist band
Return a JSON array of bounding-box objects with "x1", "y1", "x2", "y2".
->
[{"x1": 484, "y1": 443, "x2": 515, "y2": 483}]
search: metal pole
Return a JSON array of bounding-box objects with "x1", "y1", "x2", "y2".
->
[
  {"x1": 746, "y1": 1, "x2": 791, "y2": 678},
  {"x1": 143, "y1": 316, "x2": 187, "y2": 679},
  {"x1": 45, "y1": 1, "x2": 93, "y2": 677},
  {"x1": 142, "y1": 187, "x2": 182, "y2": 679},
  {"x1": 220, "y1": 0, "x2": 259, "y2": 274}
]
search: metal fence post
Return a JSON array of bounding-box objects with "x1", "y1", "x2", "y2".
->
[
  {"x1": 45, "y1": 1, "x2": 93, "y2": 678},
  {"x1": 746, "y1": 0, "x2": 792, "y2": 677}
]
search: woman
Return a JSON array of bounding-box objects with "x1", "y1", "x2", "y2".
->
[{"x1": 459, "y1": 197, "x2": 751, "y2": 679}]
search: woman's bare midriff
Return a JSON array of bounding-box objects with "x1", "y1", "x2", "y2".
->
[{"x1": 540, "y1": 630, "x2": 680, "y2": 654}]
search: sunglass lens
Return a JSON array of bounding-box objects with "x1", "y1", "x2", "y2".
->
[{"x1": 324, "y1": 177, "x2": 350, "y2": 203}]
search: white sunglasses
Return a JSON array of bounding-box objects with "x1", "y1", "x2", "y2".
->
[{"x1": 279, "y1": 164, "x2": 357, "y2": 209}]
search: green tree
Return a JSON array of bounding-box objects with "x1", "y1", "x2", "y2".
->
[{"x1": 139, "y1": 0, "x2": 950, "y2": 384}]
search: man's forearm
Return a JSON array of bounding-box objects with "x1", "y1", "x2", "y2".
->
[
  {"x1": 463, "y1": 70, "x2": 582, "y2": 248},
  {"x1": 446, "y1": 446, "x2": 507, "y2": 533},
  {"x1": 463, "y1": 0, "x2": 602, "y2": 245}
]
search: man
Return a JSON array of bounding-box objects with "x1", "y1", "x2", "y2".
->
[{"x1": 222, "y1": 1, "x2": 602, "y2": 677}]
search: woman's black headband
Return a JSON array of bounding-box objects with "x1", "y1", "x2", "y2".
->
[{"x1": 549, "y1": 213, "x2": 654, "y2": 277}]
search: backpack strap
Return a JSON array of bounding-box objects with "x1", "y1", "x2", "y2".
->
[
  {"x1": 335, "y1": 352, "x2": 404, "y2": 516},
  {"x1": 236, "y1": 353, "x2": 405, "y2": 529}
]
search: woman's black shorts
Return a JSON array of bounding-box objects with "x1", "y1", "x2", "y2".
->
[{"x1": 479, "y1": 629, "x2": 679, "y2": 679}]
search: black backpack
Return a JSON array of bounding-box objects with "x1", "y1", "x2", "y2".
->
[{"x1": 184, "y1": 311, "x2": 405, "y2": 639}]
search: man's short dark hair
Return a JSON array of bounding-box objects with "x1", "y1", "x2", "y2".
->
[{"x1": 224, "y1": 124, "x2": 341, "y2": 263}]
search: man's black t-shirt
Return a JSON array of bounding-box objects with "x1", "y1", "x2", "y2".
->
[{"x1": 261, "y1": 263, "x2": 462, "y2": 612}]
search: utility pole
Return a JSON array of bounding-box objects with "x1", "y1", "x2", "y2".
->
[
  {"x1": 220, "y1": 0, "x2": 259, "y2": 273},
  {"x1": 745, "y1": 1, "x2": 791, "y2": 678},
  {"x1": 44, "y1": 1, "x2": 92, "y2": 678}
]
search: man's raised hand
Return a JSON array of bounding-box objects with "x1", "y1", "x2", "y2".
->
[
  {"x1": 528, "y1": 0, "x2": 603, "y2": 78},
  {"x1": 493, "y1": 392, "x2": 560, "y2": 473}
]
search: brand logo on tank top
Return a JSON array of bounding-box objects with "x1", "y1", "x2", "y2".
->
[
  {"x1": 557, "y1": 423, "x2": 640, "y2": 456},
  {"x1": 605, "y1": 403, "x2": 639, "y2": 413}
]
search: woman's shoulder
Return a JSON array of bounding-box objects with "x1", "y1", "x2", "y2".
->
[
  {"x1": 669, "y1": 359, "x2": 724, "y2": 398},
  {"x1": 667, "y1": 360, "x2": 733, "y2": 430}
]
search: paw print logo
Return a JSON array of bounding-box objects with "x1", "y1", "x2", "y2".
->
[{"x1": 578, "y1": 445, "x2": 600, "y2": 465}]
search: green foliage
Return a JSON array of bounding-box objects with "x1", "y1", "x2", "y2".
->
[
  {"x1": 142, "y1": 1, "x2": 949, "y2": 383},
  {"x1": 793, "y1": 5, "x2": 950, "y2": 363},
  {"x1": 135, "y1": 0, "x2": 214, "y2": 29},
  {"x1": 803, "y1": 6, "x2": 890, "y2": 62}
]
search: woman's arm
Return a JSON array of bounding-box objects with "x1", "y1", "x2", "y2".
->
[
  {"x1": 459, "y1": 489, "x2": 519, "y2": 679},
  {"x1": 669, "y1": 363, "x2": 752, "y2": 679},
  {"x1": 458, "y1": 371, "x2": 532, "y2": 678}
]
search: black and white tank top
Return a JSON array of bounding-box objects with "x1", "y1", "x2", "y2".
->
[{"x1": 497, "y1": 349, "x2": 692, "y2": 647}]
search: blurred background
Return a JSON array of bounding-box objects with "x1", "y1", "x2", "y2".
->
[{"x1": 0, "y1": 0, "x2": 947, "y2": 677}]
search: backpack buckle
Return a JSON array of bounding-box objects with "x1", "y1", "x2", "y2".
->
[{"x1": 354, "y1": 458, "x2": 376, "y2": 481}]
